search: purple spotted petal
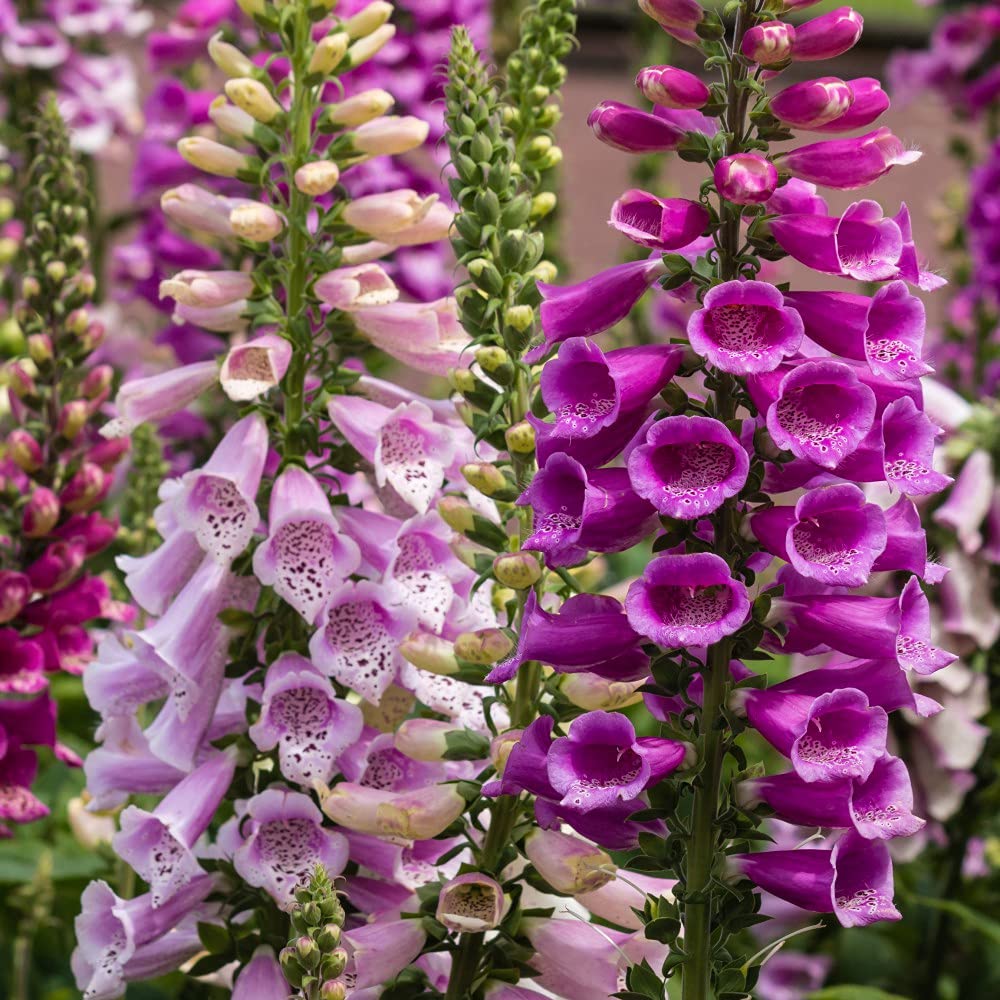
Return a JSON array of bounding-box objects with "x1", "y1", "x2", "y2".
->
[
  {"x1": 881, "y1": 396, "x2": 952, "y2": 496},
  {"x1": 849, "y1": 755, "x2": 925, "y2": 839},
  {"x1": 831, "y1": 831, "x2": 901, "y2": 927}
]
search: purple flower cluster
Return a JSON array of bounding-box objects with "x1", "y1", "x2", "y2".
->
[{"x1": 492, "y1": 0, "x2": 954, "y2": 939}]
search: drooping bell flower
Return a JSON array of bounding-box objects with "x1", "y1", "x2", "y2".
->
[
  {"x1": 733, "y1": 830, "x2": 901, "y2": 927},
  {"x1": 248, "y1": 653, "x2": 364, "y2": 787},
  {"x1": 714, "y1": 153, "x2": 778, "y2": 206},
  {"x1": 740, "y1": 754, "x2": 924, "y2": 840},
  {"x1": 232, "y1": 787, "x2": 349, "y2": 910},
  {"x1": 786, "y1": 281, "x2": 930, "y2": 382},
  {"x1": 231, "y1": 947, "x2": 290, "y2": 1000},
  {"x1": 588, "y1": 100, "x2": 688, "y2": 153},
  {"x1": 891, "y1": 203, "x2": 947, "y2": 291},
  {"x1": 0, "y1": 746, "x2": 48, "y2": 826},
  {"x1": 518, "y1": 453, "x2": 657, "y2": 567},
  {"x1": 315, "y1": 262, "x2": 400, "y2": 311},
  {"x1": 327, "y1": 395, "x2": 456, "y2": 514},
  {"x1": 0, "y1": 630, "x2": 46, "y2": 694},
  {"x1": 219, "y1": 333, "x2": 293, "y2": 401},
  {"x1": 634, "y1": 65, "x2": 710, "y2": 109},
  {"x1": 933, "y1": 449, "x2": 994, "y2": 554},
  {"x1": 101, "y1": 361, "x2": 218, "y2": 437},
  {"x1": 625, "y1": 552, "x2": 750, "y2": 648},
  {"x1": 775, "y1": 576, "x2": 957, "y2": 675},
  {"x1": 340, "y1": 918, "x2": 427, "y2": 992},
  {"x1": 770, "y1": 77, "x2": 855, "y2": 130},
  {"x1": 791, "y1": 6, "x2": 864, "y2": 62},
  {"x1": 627, "y1": 414, "x2": 749, "y2": 518},
  {"x1": 539, "y1": 337, "x2": 682, "y2": 444},
  {"x1": 436, "y1": 873, "x2": 505, "y2": 933},
  {"x1": 524, "y1": 828, "x2": 614, "y2": 894},
  {"x1": 309, "y1": 579, "x2": 417, "y2": 704},
  {"x1": 750, "y1": 483, "x2": 887, "y2": 586},
  {"x1": 782, "y1": 128, "x2": 921, "y2": 190},
  {"x1": 765, "y1": 359, "x2": 876, "y2": 470},
  {"x1": 113, "y1": 749, "x2": 236, "y2": 907},
  {"x1": 168, "y1": 412, "x2": 268, "y2": 563},
  {"x1": 321, "y1": 781, "x2": 466, "y2": 840},
  {"x1": 485, "y1": 591, "x2": 648, "y2": 685},
  {"x1": 609, "y1": 189, "x2": 709, "y2": 250},
  {"x1": 880, "y1": 396, "x2": 952, "y2": 496},
  {"x1": 814, "y1": 77, "x2": 890, "y2": 133},
  {"x1": 531, "y1": 258, "x2": 667, "y2": 360},
  {"x1": 115, "y1": 527, "x2": 203, "y2": 617},
  {"x1": 637, "y1": 0, "x2": 704, "y2": 45},
  {"x1": 873, "y1": 495, "x2": 937, "y2": 579},
  {"x1": 755, "y1": 952, "x2": 832, "y2": 1000},
  {"x1": 687, "y1": 279, "x2": 804, "y2": 374},
  {"x1": 252, "y1": 466, "x2": 362, "y2": 622}
]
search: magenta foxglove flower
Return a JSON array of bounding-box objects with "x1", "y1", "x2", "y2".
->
[
  {"x1": 309, "y1": 579, "x2": 417, "y2": 704},
  {"x1": 519, "y1": 453, "x2": 657, "y2": 568},
  {"x1": 750, "y1": 484, "x2": 887, "y2": 586},
  {"x1": 249, "y1": 653, "x2": 363, "y2": 787},
  {"x1": 813, "y1": 77, "x2": 889, "y2": 133},
  {"x1": 486, "y1": 591, "x2": 648, "y2": 685},
  {"x1": 786, "y1": 281, "x2": 930, "y2": 382},
  {"x1": 540, "y1": 337, "x2": 682, "y2": 442},
  {"x1": 791, "y1": 6, "x2": 864, "y2": 62},
  {"x1": 587, "y1": 100, "x2": 688, "y2": 153},
  {"x1": 627, "y1": 414, "x2": 750, "y2": 518},
  {"x1": 532, "y1": 258, "x2": 667, "y2": 360},
  {"x1": 741, "y1": 754, "x2": 925, "y2": 841},
  {"x1": 770, "y1": 77, "x2": 855, "y2": 130},
  {"x1": 741, "y1": 22, "x2": 796, "y2": 67},
  {"x1": 637, "y1": 0, "x2": 704, "y2": 42},
  {"x1": 609, "y1": 189, "x2": 709, "y2": 251},
  {"x1": 783, "y1": 128, "x2": 921, "y2": 190},
  {"x1": 634, "y1": 65, "x2": 710, "y2": 109},
  {"x1": 231, "y1": 947, "x2": 290, "y2": 1000},
  {"x1": 232, "y1": 787, "x2": 349, "y2": 910},
  {"x1": 0, "y1": 744, "x2": 48, "y2": 827},
  {"x1": 0, "y1": 630, "x2": 46, "y2": 695},
  {"x1": 687, "y1": 280, "x2": 804, "y2": 374},
  {"x1": 733, "y1": 830, "x2": 901, "y2": 928},
  {"x1": 327, "y1": 396, "x2": 456, "y2": 514},
  {"x1": 765, "y1": 359, "x2": 876, "y2": 470},
  {"x1": 252, "y1": 466, "x2": 362, "y2": 623},
  {"x1": 113, "y1": 749, "x2": 236, "y2": 907},
  {"x1": 714, "y1": 154, "x2": 778, "y2": 206},
  {"x1": 625, "y1": 552, "x2": 750, "y2": 648},
  {"x1": 766, "y1": 178, "x2": 828, "y2": 217}
]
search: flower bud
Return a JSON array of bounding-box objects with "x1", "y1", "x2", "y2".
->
[
  {"x1": 160, "y1": 269, "x2": 254, "y2": 308},
  {"x1": 208, "y1": 33, "x2": 255, "y2": 76},
  {"x1": 525, "y1": 829, "x2": 614, "y2": 894},
  {"x1": 638, "y1": 0, "x2": 703, "y2": 44},
  {"x1": 230, "y1": 202, "x2": 284, "y2": 241},
  {"x1": 436, "y1": 874, "x2": 505, "y2": 933},
  {"x1": 562, "y1": 673, "x2": 645, "y2": 711},
  {"x1": 320, "y1": 949, "x2": 348, "y2": 981},
  {"x1": 23, "y1": 488, "x2": 60, "y2": 537},
  {"x1": 325, "y1": 89, "x2": 394, "y2": 127},
  {"x1": 0, "y1": 317, "x2": 24, "y2": 357},
  {"x1": 5, "y1": 362, "x2": 36, "y2": 399},
  {"x1": 295, "y1": 161, "x2": 341, "y2": 196},
  {"x1": 27, "y1": 334, "x2": 52, "y2": 364},
  {"x1": 635, "y1": 65, "x2": 711, "y2": 110},
  {"x1": 793, "y1": 7, "x2": 864, "y2": 62},
  {"x1": 400, "y1": 631, "x2": 460, "y2": 675},
  {"x1": 60, "y1": 462, "x2": 107, "y2": 513},
  {"x1": 319, "y1": 982, "x2": 348, "y2": 1000},
  {"x1": 461, "y1": 462, "x2": 511, "y2": 497},
  {"x1": 208, "y1": 99, "x2": 258, "y2": 141},
  {"x1": 343, "y1": 189, "x2": 438, "y2": 238},
  {"x1": 27, "y1": 539, "x2": 85, "y2": 593},
  {"x1": 309, "y1": 32, "x2": 350, "y2": 75},
  {"x1": 504, "y1": 421, "x2": 536, "y2": 455},
  {"x1": 714, "y1": 153, "x2": 778, "y2": 206},
  {"x1": 490, "y1": 729, "x2": 522, "y2": 773},
  {"x1": 58, "y1": 399, "x2": 90, "y2": 440},
  {"x1": 46, "y1": 260, "x2": 67, "y2": 284},
  {"x1": 741, "y1": 22, "x2": 796, "y2": 68},
  {"x1": 0, "y1": 571, "x2": 31, "y2": 623},
  {"x1": 437, "y1": 495, "x2": 476, "y2": 533},
  {"x1": 315, "y1": 923, "x2": 342, "y2": 951},
  {"x1": 279, "y1": 947, "x2": 304, "y2": 988},
  {"x1": 322, "y1": 782, "x2": 465, "y2": 839},
  {"x1": 454, "y1": 628, "x2": 513, "y2": 665},
  {"x1": 770, "y1": 77, "x2": 854, "y2": 130},
  {"x1": 343, "y1": 1, "x2": 393, "y2": 38},
  {"x1": 395, "y1": 718, "x2": 460, "y2": 761},
  {"x1": 81, "y1": 365, "x2": 114, "y2": 400},
  {"x1": 85, "y1": 437, "x2": 130, "y2": 470},
  {"x1": 504, "y1": 304, "x2": 535, "y2": 332},
  {"x1": 492, "y1": 552, "x2": 542, "y2": 590},
  {"x1": 0, "y1": 237, "x2": 17, "y2": 266},
  {"x1": 346, "y1": 23, "x2": 395, "y2": 67},
  {"x1": 225, "y1": 78, "x2": 283, "y2": 124},
  {"x1": 352, "y1": 115, "x2": 429, "y2": 156},
  {"x1": 7, "y1": 429, "x2": 42, "y2": 471},
  {"x1": 531, "y1": 192, "x2": 557, "y2": 219},
  {"x1": 178, "y1": 137, "x2": 252, "y2": 178},
  {"x1": 295, "y1": 935, "x2": 320, "y2": 970},
  {"x1": 65, "y1": 308, "x2": 90, "y2": 337}
]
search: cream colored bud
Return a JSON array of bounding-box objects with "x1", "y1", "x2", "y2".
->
[
  {"x1": 562, "y1": 673, "x2": 645, "y2": 711},
  {"x1": 352, "y1": 115, "x2": 429, "y2": 157},
  {"x1": 309, "y1": 32, "x2": 350, "y2": 75},
  {"x1": 454, "y1": 629, "x2": 513, "y2": 665},
  {"x1": 504, "y1": 421, "x2": 536, "y2": 455},
  {"x1": 326, "y1": 89, "x2": 394, "y2": 128},
  {"x1": 346, "y1": 23, "x2": 395, "y2": 66},
  {"x1": 225, "y1": 77, "x2": 283, "y2": 124},
  {"x1": 294, "y1": 161, "x2": 341, "y2": 196},
  {"x1": 229, "y1": 202, "x2": 284, "y2": 241},
  {"x1": 208, "y1": 33, "x2": 255, "y2": 77},
  {"x1": 208, "y1": 98, "x2": 257, "y2": 140},
  {"x1": 178, "y1": 137, "x2": 250, "y2": 178},
  {"x1": 342, "y1": 1, "x2": 392, "y2": 38},
  {"x1": 399, "y1": 632, "x2": 460, "y2": 675}
]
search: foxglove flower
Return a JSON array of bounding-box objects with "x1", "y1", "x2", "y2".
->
[
  {"x1": 609, "y1": 189, "x2": 709, "y2": 250},
  {"x1": 783, "y1": 128, "x2": 921, "y2": 190}
]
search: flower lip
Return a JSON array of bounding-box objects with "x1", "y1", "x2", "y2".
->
[
  {"x1": 627, "y1": 414, "x2": 750, "y2": 519},
  {"x1": 687, "y1": 279, "x2": 804, "y2": 374},
  {"x1": 609, "y1": 189, "x2": 710, "y2": 251}
]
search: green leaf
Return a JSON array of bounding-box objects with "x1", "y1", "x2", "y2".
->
[
  {"x1": 906, "y1": 895, "x2": 1000, "y2": 945},
  {"x1": 198, "y1": 921, "x2": 231, "y2": 955},
  {"x1": 808, "y1": 989, "x2": 911, "y2": 1000}
]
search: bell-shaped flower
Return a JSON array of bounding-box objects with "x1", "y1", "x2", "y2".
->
[
  {"x1": 777, "y1": 576, "x2": 956, "y2": 675},
  {"x1": 766, "y1": 178, "x2": 828, "y2": 217},
  {"x1": 519, "y1": 453, "x2": 658, "y2": 568},
  {"x1": 715, "y1": 153, "x2": 779, "y2": 206},
  {"x1": 880, "y1": 396, "x2": 952, "y2": 496},
  {"x1": 783, "y1": 128, "x2": 920, "y2": 190},
  {"x1": 309, "y1": 579, "x2": 417, "y2": 704},
  {"x1": 637, "y1": 0, "x2": 704, "y2": 43},
  {"x1": 321, "y1": 781, "x2": 465, "y2": 840},
  {"x1": 232, "y1": 946, "x2": 290, "y2": 1000},
  {"x1": 72, "y1": 875, "x2": 215, "y2": 1000},
  {"x1": 939, "y1": 548, "x2": 1000, "y2": 649},
  {"x1": 792, "y1": 6, "x2": 864, "y2": 61},
  {"x1": 755, "y1": 953, "x2": 832, "y2": 1000},
  {"x1": 436, "y1": 873, "x2": 505, "y2": 933},
  {"x1": 547, "y1": 710, "x2": 690, "y2": 812},
  {"x1": 524, "y1": 828, "x2": 614, "y2": 895},
  {"x1": 232, "y1": 787, "x2": 348, "y2": 910},
  {"x1": 541, "y1": 337, "x2": 682, "y2": 442},
  {"x1": 168, "y1": 413, "x2": 268, "y2": 563},
  {"x1": 588, "y1": 100, "x2": 688, "y2": 152},
  {"x1": 316, "y1": 262, "x2": 399, "y2": 311},
  {"x1": 733, "y1": 830, "x2": 901, "y2": 927},
  {"x1": 220, "y1": 333, "x2": 292, "y2": 402},
  {"x1": 531, "y1": 409, "x2": 652, "y2": 471},
  {"x1": 786, "y1": 281, "x2": 931, "y2": 382},
  {"x1": 934, "y1": 449, "x2": 994, "y2": 554},
  {"x1": 687, "y1": 279, "x2": 804, "y2": 374},
  {"x1": 813, "y1": 77, "x2": 889, "y2": 133},
  {"x1": 0, "y1": 745, "x2": 48, "y2": 826},
  {"x1": 252, "y1": 466, "x2": 361, "y2": 622},
  {"x1": 531, "y1": 258, "x2": 667, "y2": 361},
  {"x1": 628, "y1": 414, "x2": 749, "y2": 519},
  {"x1": 249, "y1": 653, "x2": 363, "y2": 787},
  {"x1": 486, "y1": 591, "x2": 648, "y2": 685},
  {"x1": 750, "y1": 483, "x2": 887, "y2": 586},
  {"x1": 113, "y1": 749, "x2": 237, "y2": 907},
  {"x1": 872, "y1": 495, "x2": 936, "y2": 579},
  {"x1": 340, "y1": 918, "x2": 427, "y2": 991},
  {"x1": 635, "y1": 65, "x2": 711, "y2": 109},
  {"x1": 741, "y1": 754, "x2": 924, "y2": 840},
  {"x1": 0, "y1": 630, "x2": 46, "y2": 695},
  {"x1": 327, "y1": 396, "x2": 456, "y2": 514},
  {"x1": 101, "y1": 361, "x2": 218, "y2": 438},
  {"x1": 575, "y1": 871, "x2": 677, "y2": 930},
  {"x1": 350, "y1": 297, "x2": 471, "y2": 375},
  {"x1": 626, "y1": 552, "x2": 750, "y2": 648},
  {"x1": 609, "y1": 189, "x2": 709, "y2": 250},
  {"x1": 115, "y1": 527, "x2": 203, "y2": 616},
  {"x1": 399, "y1": 661, "x2": 505, "y2": 734},
  {"x1": 766, "y1": 359, "x2": 876, "y2": 470},
  {"x1": 771, "y1": 77, "x2": 855, "y2": 130}
]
